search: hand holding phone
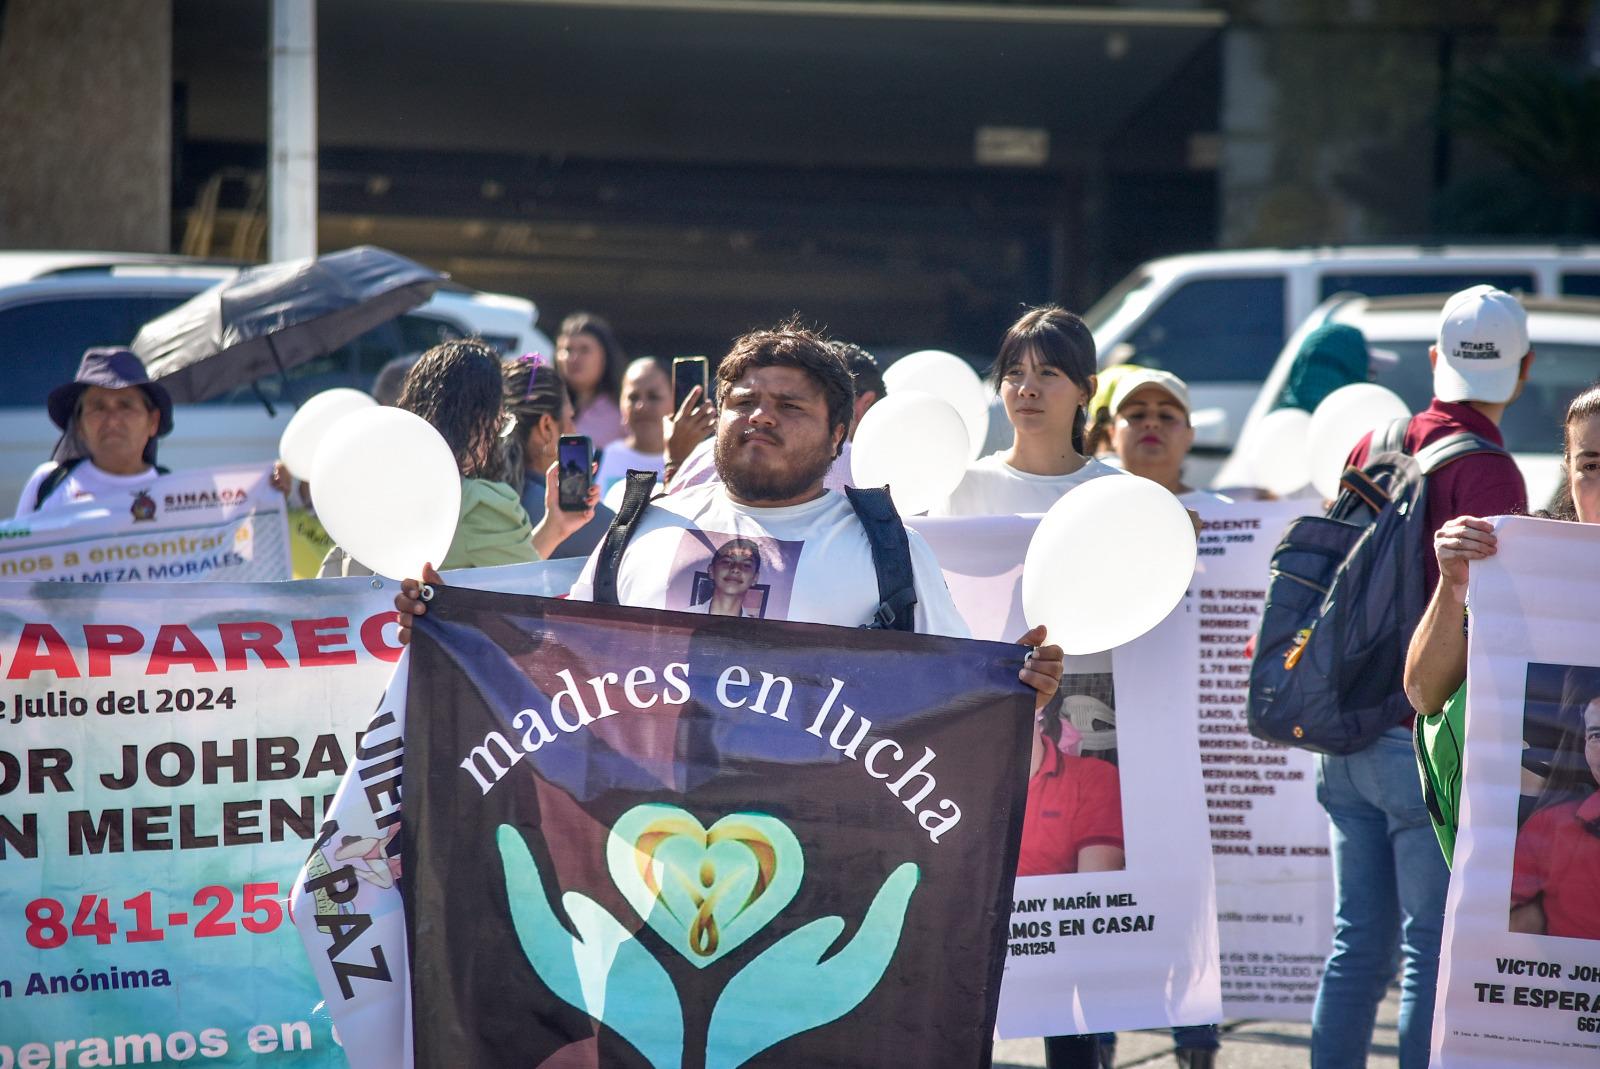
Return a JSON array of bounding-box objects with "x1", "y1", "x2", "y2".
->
[
  {"x1": 672, "y1": 356, "x2": 709, "y2": 411},
  {"x1": 667, "y1": 358, "x2": 718, "y2": 469},
  {"x1": 557, "y1": 435, "x2": 594, "y2": 512}
]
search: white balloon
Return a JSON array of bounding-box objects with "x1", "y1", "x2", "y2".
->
[
  {"x1": 1022, "y1": 476, "x2": 1197, "y2": 655},
  {"x1": 882, "y1": 349, "x2": 990, "y2": 460},
  {"x1": 1307, "y1": 384, "x2": 1411, "y2": 499},
  {"x1": 311, "y1": 407, "x2": 461, "y2": 579},
  {"x1": 851, "y1": 392, "x2": 970, "y2": 517},
  {"x1": 278, "y1": 388, "x2": 377, "y2": 481},
  {"x1": 1244, "y1": 407, "x2": 1314, "y2": 497}
]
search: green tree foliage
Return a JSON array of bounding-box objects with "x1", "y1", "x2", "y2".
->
[{"x1": 1435, "y1": 58, "x2": 1600, "y2": 236}]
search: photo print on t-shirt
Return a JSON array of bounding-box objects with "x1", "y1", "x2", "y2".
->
[
  {"x1": 666, "y1": 529, "x2": 803, "y2": 621},
  {"x1": 1507, "y1": 661, "x2": 1600, "y2": 942},
  {"x1": 1018, "y1": 671, "x2": 1127, "y2": 877}
]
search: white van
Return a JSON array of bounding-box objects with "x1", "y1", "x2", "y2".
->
[
  {"x1": 1215, "y1": 293, "x2": 1600, "y2": 508},
  {"x1": 0, "y1": 253, "x2": 555, "y2": 513},
  {"x1": 1081, "y1": 245, "x2": 1600, "y2": 454}
]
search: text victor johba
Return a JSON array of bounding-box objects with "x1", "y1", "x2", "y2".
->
[{"x1": 460, "y1": 661, "x2": 969, "y2": 843}]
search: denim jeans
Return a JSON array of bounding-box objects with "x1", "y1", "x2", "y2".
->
[
  {"x1": 1048, "y1": 1023, "x2": 1221, "y2": 1067},
  {"x1": 1312, "y1": 726, "x2": 1450, "y2": 1068}
]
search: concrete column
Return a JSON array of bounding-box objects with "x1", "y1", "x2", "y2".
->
[
  {"x1": 270, "y1": 0, "x2": 317, "y2": 260},
  {"x1": 0, "y1": 0, "x2": 172, "y2": 251}
]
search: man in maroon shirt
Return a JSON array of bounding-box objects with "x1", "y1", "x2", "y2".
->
[{"x1": 1311, "y1": 285, "x2": 1532, "y2": 1069}]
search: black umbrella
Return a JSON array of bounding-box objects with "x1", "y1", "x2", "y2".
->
[{"x1": 132, "y1": 245, "x2": 446, "y2": 409}]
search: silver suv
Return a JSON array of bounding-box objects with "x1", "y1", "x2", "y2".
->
[{"x1": 0, "y1": 253, "x2": 554, "y2": 512}]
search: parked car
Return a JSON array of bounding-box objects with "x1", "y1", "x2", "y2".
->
[
  {"x1": 0, "y1": 252, "x2": 555, "y2": 513},
  {"x1": 1215, "y1": 294, "x2": 1600, "y2": 508},
  {"x1": 1081, "y1": 245, "x2": 1600, "y2": 457}
]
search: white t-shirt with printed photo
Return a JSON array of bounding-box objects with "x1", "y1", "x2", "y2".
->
[
  {"x1": 569, "y1": 483, "x2": 969, "y2": 638},
  {"x1": 15, "y1": 460, "x2": 161, "y2": 518},
  {"x1": 931, "y1": 454, "x2": 1126, "y2": 517}
]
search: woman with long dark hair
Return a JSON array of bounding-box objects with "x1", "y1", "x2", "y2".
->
[
  {"x1": 933, "y1": 305, "x2": 1124, "y2": 516},
  {"x1": 555, "y1": 312, "x2": 627, "y2": 451},
  {"x1": 319, "y1": 340, "x2": 595, "y2": 575},
  {"x1": 501, "y1": 354, "x2": 612, "y2": 559}
]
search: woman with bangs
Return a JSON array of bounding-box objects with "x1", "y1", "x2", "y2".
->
[
  {"x1": 935, "y1": 306, "x2": 1138, "y2": 1069},
  {"x1": 932, "y1": 305, "x2": 1124, "y2": 518}
]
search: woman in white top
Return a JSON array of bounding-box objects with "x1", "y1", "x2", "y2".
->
[
  {"x1": 1104, "y1": 364, "x2": 1225, "y2": 1067},
  {"x1": 935, "y1": 305, "x2": 1122, "y2": 517},
  {"x1": 933, "y1": 307, "x2": 1128, "y2": 1069},
  {"x1": 595, "y1": 357, "x2": 674, "y2": 504}
]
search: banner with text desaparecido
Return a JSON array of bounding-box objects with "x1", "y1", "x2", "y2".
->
[
  {"x1": 1432, "y1": 517, "x2": 1600, "y2": 1068},
  {"x1": 911, "y1": 514, "x2": 1223, "y2": 1037},
  {"x1": 1189, "y1": 497, "x2": 1332, "y2": 1022},
  {"x1": 0, "y1": 466, "x2": 291, "y2": 583},
  {"x1": 0, "y1": 562, "x2": 581, "y2": 1069}
]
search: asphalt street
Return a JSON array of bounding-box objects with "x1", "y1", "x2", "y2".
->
[{"x1": 994, "y1": 986, "x2": 1402, "y2": 1068}]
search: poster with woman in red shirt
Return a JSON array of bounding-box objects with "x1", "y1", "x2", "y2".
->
[
  {"x1": 1018, "y1": 677, "x2": 1125, "y2": 878},
  {"x1": 1510, "y1": 664, "x2": 1600, "y2": 941}
]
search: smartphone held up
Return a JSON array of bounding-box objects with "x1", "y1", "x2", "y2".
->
[
  {"x1": 672, "y1": 356, "x2": 709, "y2": 410},
  {"x1": 557, "y1": 435, "x2": 593, "y2": 512}
]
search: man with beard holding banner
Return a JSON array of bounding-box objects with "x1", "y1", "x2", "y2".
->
[
  {"x1": 367, "y1": 324, "x2": 1064, "y2": 1069},
  {"x1": 401, "y1": 323, "x2": 1062, "y2": 666}
]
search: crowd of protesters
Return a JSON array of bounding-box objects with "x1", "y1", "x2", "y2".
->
[{"x1": 13, "y1": 279, "x2": 1600, "y2": 1069}]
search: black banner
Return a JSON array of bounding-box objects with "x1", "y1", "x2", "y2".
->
[{"x1": 402, "y1": 587, "x2": 1033, "y2": 1068}]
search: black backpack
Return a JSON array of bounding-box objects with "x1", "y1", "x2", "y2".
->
[
  {"x1": 592, "y1": 470, "x2": 918, "y2": 631},
  {"x1": 33, "y1": 458, "x2": 170, "y2": 511},
  {"x1": 1245, "y1": 418, "x2": 1504, "y2": 755}
]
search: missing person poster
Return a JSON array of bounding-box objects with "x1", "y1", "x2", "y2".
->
[
  {"x1": 995, "y1": 601, "x2": 1222, "y2": 1037},
  {"x1": 391, "y1": 587, "x2": 1034, "y2": 1068},
  {"x1": 0, "y1": 466, "x2": 291, "y2": 583},
  {"x1": 910, "y1": 514, "x2": 1222, "y2": 1036},
  {"x1": 1190, "y1": 497, "x2": 1332, "y2": 1021},
  {"x1": 0, "y1": 561, "x2": 582, "y2": 1068},
  {"x1": 1432, "y1": 517, "x2": 1600, "y2": 1067}
]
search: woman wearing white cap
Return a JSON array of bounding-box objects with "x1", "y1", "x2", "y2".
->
[
  {"x1": 1108, "y1": 368, "x2": 1230, "y2": 511},
  {"x1": 1104, "y1": 367, "x2": 1225, "y2": 1068}
]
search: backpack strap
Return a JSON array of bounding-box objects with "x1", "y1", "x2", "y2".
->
[
  {"x1": 1371, "y1": 416, "x2": 1412, "y2": 457},
  {"x1": 592, "y1": 470, "x2": 659, "y2": 605},
  {"x1": 1330, "y1": 416, "x2": 1413, "y2": 515},
  {"x1": 1414, "y1": 431, "x2": 1504, "y2": 476},
  {"x1": 843, "y1": 485, "x2": 917, "y2": 632},
  {"x1": 33, "y1": 457, "x2": 85, "y2": 511},
  {"x1": 1337, "y1": 468, "x2": 1390, "y2": 514}
]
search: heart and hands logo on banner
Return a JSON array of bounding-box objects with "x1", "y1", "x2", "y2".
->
[
  {"x1": 499, "y1": 806, "x2": 919, "y2": 1069},
  {"x1": 604, "y1": 806, "x2": 807, "y2": 967}
]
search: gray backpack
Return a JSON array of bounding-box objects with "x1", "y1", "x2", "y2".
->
[{"x1": 1246, "y1": 418, "x2": 1502, "y2": 755}]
